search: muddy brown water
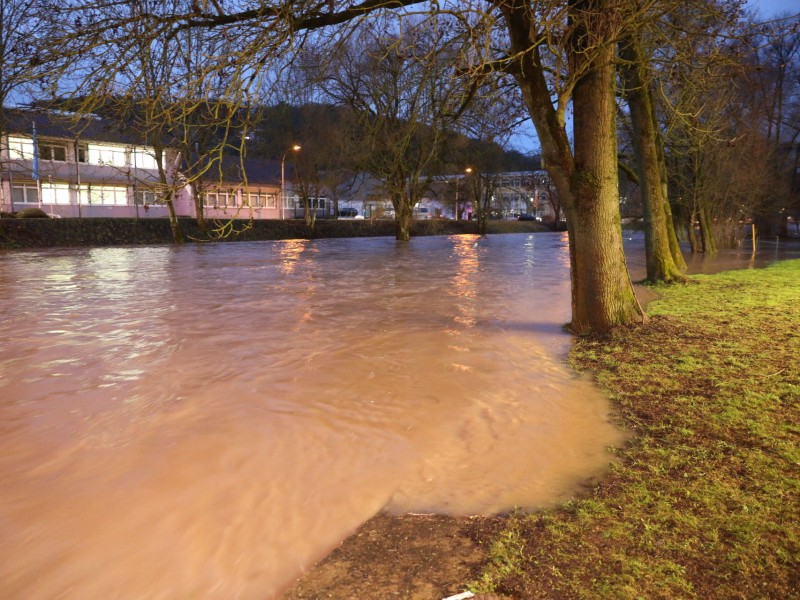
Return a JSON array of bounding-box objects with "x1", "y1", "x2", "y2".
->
[{"x1": 1, "y1": 232, "x2": 796, "y2": 599}]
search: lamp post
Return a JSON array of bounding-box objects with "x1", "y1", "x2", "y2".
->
[
  {"x1": 280, "y1": 144, "x2": 301, "y2": 219},
  {"x1": 455, "y1": 175, "x2": 460, "y2": 221},
  {"x1": 456, "y1": 167, "x2": 472, "y2": 220}
]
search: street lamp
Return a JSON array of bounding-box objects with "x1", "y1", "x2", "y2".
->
[
  {"x1": 455, "y1": 167, "x2": 472, "y2": 221},
  {"x1": 280, "y1": 144, "x2": 301, "y2": 219}
]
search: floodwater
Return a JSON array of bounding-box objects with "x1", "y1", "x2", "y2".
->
[{"x1": 0, "y1": 232, "x2": 795, "y2": 599}]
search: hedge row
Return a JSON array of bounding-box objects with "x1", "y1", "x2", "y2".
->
[{"x1": 0, "y1": 217, "x2": 496, "y2": 249}]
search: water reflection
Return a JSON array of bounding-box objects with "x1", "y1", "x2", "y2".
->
[
  {"x1": 450, "y1": 234, "x2": 481, "y2": 328},
  {"x1": 2, "y1": 233, "x2": 792, "y2": 599},
  {"x1": 277, "y1": 238, "x2": 311, "y2": 275}
]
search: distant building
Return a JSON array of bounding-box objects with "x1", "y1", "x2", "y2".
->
[
  {"x1": 0, "y1": 108, "x2": 186, "y2": 218},
  {"x1": 192, "y1": 155, "x2": 284, "y2": 221},
  {"x1": 0, "y1": 108, "x2": 293, "y2": 220},
  {"x1": 420, "y1": 170, "x2": 557, "y2": 221}
]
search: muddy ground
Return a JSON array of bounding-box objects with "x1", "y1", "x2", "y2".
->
[{"x1": 283, "y1": 513, "x2": 511, "y2": 600}]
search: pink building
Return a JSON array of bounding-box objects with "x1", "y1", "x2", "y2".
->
[{"x1": 0, "y1": 108, "x2": 289, "y2": 220}]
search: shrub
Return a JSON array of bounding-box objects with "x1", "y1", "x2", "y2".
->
[{"x1": 15, "y1": 207, "x2": 50, "y2": 219}]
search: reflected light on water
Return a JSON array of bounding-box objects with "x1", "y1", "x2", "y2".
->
[
  {"x1": 277, "y1": 238, "x2": 311, "y2": 276},
  {"x1": 449, "y1": 234, "x2": 482, "y2": 328}
]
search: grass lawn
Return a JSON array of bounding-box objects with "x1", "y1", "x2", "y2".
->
[{"x1": 472, "y1": 259, "x2": 800, "y2": 599}]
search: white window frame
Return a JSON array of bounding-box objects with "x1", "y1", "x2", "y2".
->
[
  {"x1": 7, "y1": 136, "x2": 35, "y2": 160},
  {"x1": 204, "y1": 190, "x2": 235, "y2": 207},
  {"x1": 134, "y1": 189, "x2": 158, "y2": 205},
  {"x1": 87, "y1": 144, "x2": 128, "y2": 167},
  {"x1": 131, "y1": 147, "x2": 160, "y2": 170},
  {"x1": 42, "y1": 183, "x2": 72, "y2": 205},
  {"x1": 11, "y1": 183, "x2": 39, "y2": 204},
  {"x1": 82, "y1": 185, "x2": 129, "y2": 206},
  {"x1": 38, "y1": 142, "x2": 68, "y2": 162},
  {"x1": 246, "y1": 191, "x2": 277, "y2": 208}
]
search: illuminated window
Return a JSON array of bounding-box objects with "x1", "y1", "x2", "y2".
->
[
  {"x1": 246, "y1": 191, "x2": 277, "y2": 208},
  {"x1": 87, "y1": 144, "x2": 127, "y2": 167},
  {"x1": 7, "y1": 136, "x2": 35, "y2": 160},
  {"x1": 131, "y1": 147, "x2": 160, "y2": 170},
  {"x1": 41, "y1": 183, "x2": 72, "y2": 205},
  {"x1": 203, "y1": 191, "x2": 232, "y2": 207},
  {"x1": 83, "y1": 185, "x2": 128, "y2": 205}
]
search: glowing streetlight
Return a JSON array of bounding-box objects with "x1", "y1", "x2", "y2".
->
[
  {"x1": 280, "y1": 144, "x2": 301, "y2": 219},
  {"x1": 455, "y1": 167, "x2": 473, "y2": 221}
]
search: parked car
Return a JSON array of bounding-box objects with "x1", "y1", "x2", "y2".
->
[
  {"x1": 339, "y1": 207, "x2": 359, "y2": 217},
  {"x1": 413, "y1": 207, "x2": 430, "y2": 220},
  {"x1": 518, "y1": 213, "x2": 540, "y2": 221}
]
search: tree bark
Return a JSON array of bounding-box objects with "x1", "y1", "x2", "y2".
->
[
  {"x1": 568, "y1": 5, "x2": 641, "y2": 332},
  {"x1": 165, "y1": 194, "x2": 184, "y2": 245},
  {"x1": 394, "y1": 195, "x2": 412, "y2": 241},
  {"x1": 698, "y1": 203, "x2": 717, "y2": 254},
  {"x1": 155, "y1": 147, "x2": 184, "y2": 244},
  {"x1": 620, "y1": 30, "x2": 686, "y2": 282},
  {"x1": 193, "y1": 196, "x2": 208, "y2": 232},
  {"x1": 655, "y1": 126, "x2": 686, "y2": 270},
  {"x1": 501, "y1": 0, "x2": 641, "y2": 333}
]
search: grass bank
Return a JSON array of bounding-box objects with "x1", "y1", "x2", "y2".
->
[{"x1": 473, "y1": 260, "x2": 800, "y2": 599}]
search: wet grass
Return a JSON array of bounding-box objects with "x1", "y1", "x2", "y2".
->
[{"x1": 472, "y1": 259, "x2": 800, "y2": 599}]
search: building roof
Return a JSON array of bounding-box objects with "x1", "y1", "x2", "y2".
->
[
  {"x1": 3, "y1": 107, "x2": 285, "y2": 185},
  {"x1": 197, "y1": 155, "x2": 285, "y2": 186},
  {"x1": 1, "y1": 107, "x2": 167, "y2": 146}
]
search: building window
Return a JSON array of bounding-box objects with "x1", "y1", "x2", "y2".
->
[
  {"x1": 295, "y1": 197, "x2": 327, "y2": 210},
  {"x1": 80, "y1": 185, "x2": 128, "y2": 205},
  {"x1": 203, "y1": 191, "x2": 233, "y2": 207},
  {"x1": 77, "y1": 144, "x2": 88, "y2": 163},
  {"x1": 11, "y1": 183, "x2": 39, "y2": 204},
  {"x1": 42, "y1": 183, "x2": 72, "y2": 205},
  {"x1": 134, "y1": 190, "x2": 158, "y2": 205},
  {"x1": 132, "y1": 147, "x2": 160, "y2": 170},
  {"x1": 7, "y1": 136, "x2": 35, "y2": 160},
  {"x1": 39, "y1": 142, "x2": 67, "y2": 162},
  {"x1": 87, "y1": 144, "x2": 128, "y2": 167},
  {"x1": 246, "y1": 191, "x2": 277, "y2": 208}
]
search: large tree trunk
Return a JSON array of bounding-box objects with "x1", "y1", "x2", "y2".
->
[
  {"x1": 502, "y1": 0, "x2": 641, "y2": 334},
  {"x1": 193, "y1": 196, "x2": 208, "y2": 233},
  {"x1": 395, "y1": 196, "x2": 412, "y2": 241},
  {"x1": 620, "y1": 31, "x2": 686, "y2": 283},
  {"x1": 655, "y1": 125, "x2": 687, "y2": 270},
  {"x1": 687, "y1": 206, "x2": 700, "y2": 254},
  {"x1": 165, "y1": 195, "x2": 184, "y2": 245},
  {"x1": 698, "y1": 203, "x2": 717, "y2": 254},
  {"x1": 567, "y1": 7, "x2": 641, "y2": 332},
  {"x1": 156, "y1": 148, "x2": 184, "y2": 244}
]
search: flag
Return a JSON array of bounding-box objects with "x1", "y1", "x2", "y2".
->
[{"x1": 32, "y1": 121, "x2": 40, "y2": 181}]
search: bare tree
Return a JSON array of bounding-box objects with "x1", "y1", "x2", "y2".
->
[
  {"x1": 0, "y1": 0, "x2": 45, "y2": 208},
  {"x1": 658, "y1": 2, "x2": 790, "y2": 252},
  {"x1": 318, "y1": 16, "x2": 472, "y2": 240},
  {"x1": 451, "y1": 75, "x2": 529, "y2": 231},
  {"x1": 619, "y1": 9, "x2": 687, "y2": 282},
  {"x1": 746, "y1": 13, "x2": 800, "y2": 235}
]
